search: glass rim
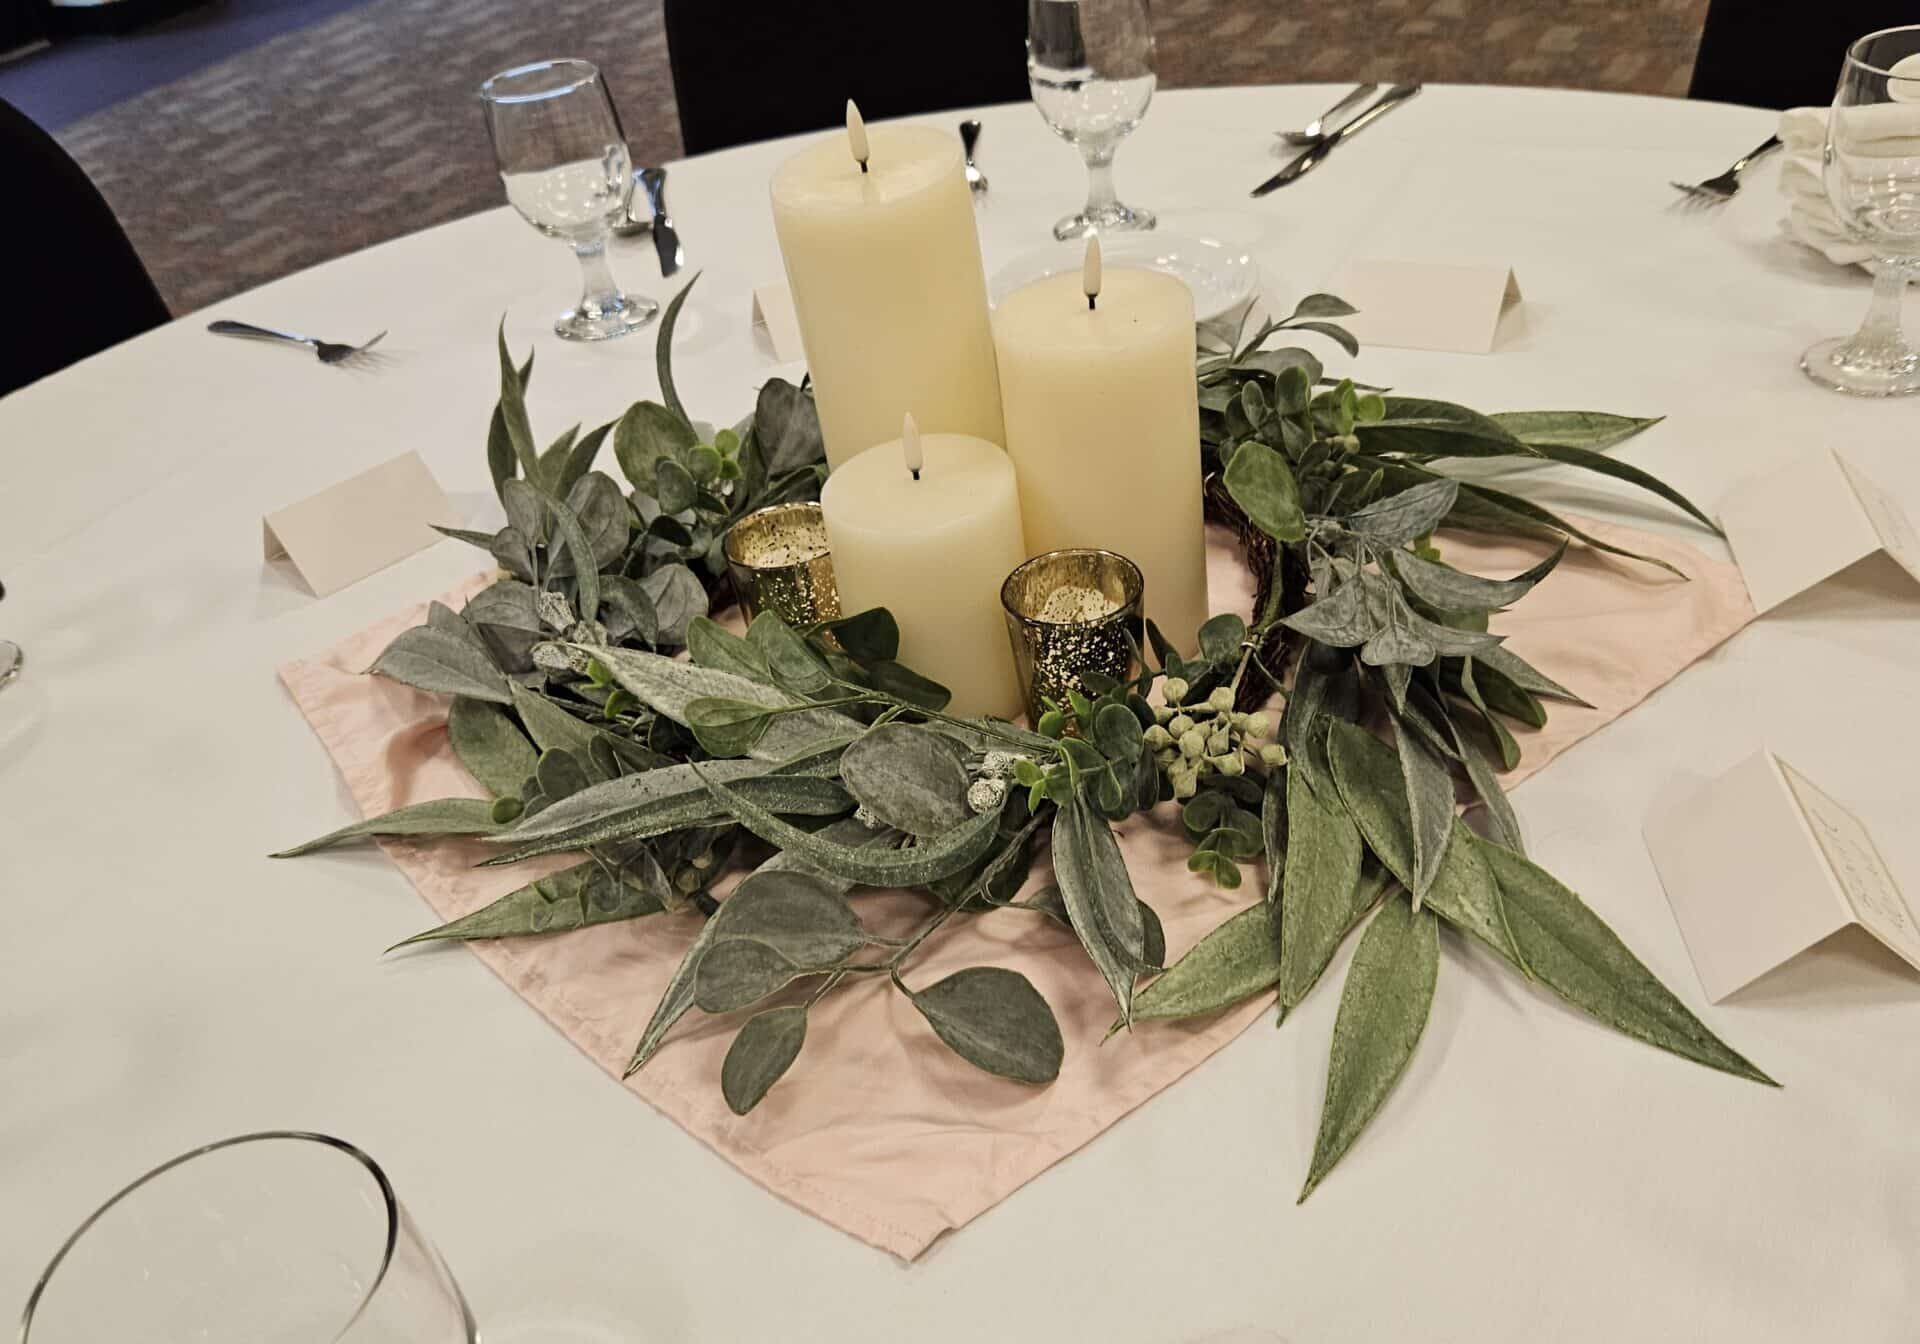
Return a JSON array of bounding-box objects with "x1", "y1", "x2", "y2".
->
[
  {"x1": 479, "y1": 57, "x2": 603, "y2": 105},
  {"x1": 1001, "y1": 548, "x2": 1145, "y2": 626},
  {"x1": 18, "y1": 1130, "x2": 400, "y2": 1343},
  {"x1": 723, "y1": 501, "x2": 831, "y2": 568},
  {"x1": 1845, "y1": 25, "x2": 1920, "y2": 79}
]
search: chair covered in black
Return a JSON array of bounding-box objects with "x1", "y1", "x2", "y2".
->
[
  {"x1": 1689, "y1": 3, "x2": 1916, "y2": 110},
  {"x1": 663, "y1": 0, "x2": 1030, "y2": 156},
  {"x1": 1, "y1": 97, "x2": 169, "y2": 398}
]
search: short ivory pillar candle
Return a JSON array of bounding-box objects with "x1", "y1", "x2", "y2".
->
[
  {"x1": 820, "y1": 417, "x2": 1027, "y2": 719},
  {"x1": 770, "y1": 103, "x2": 1005, "y2": 470},
  {"x1": 992, "y1": 244, "x2": 1209, "y2": 650}
]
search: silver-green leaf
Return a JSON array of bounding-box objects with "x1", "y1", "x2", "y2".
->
[
  {"x1": 1280, "y1": 766, "x2": 1367, "y2": 1007},
  {"x1": 1052, "y1": 796, "x2": 1147, "y2": 1023},
  {"x1": 838, "y1": 724, "x2": 972, "y2": 837},
  {"x1": 390, "y1": 857, "x2": 666, "y2": 947},
  {"x1": 907, "y1": 967, "x2": 1063, "y2": 1084},
  {"x1": 1133, "y1": 901, "x2": 1283, "y2": 1024},
  {"x1": 369, "y1": 627, "x2": 510, "y2": 704},
  {"x1": 446, "y1": 697, "x2": 538, "y2": 798},
  {"x1": 272, "y1": 797, "x2": 499, "y2": 857},
  {"x1": 722, "y1": 1006, "x2": 808, "y2": 1114},
  {"x1": 586, "y1": 645, "x2": 861, "y2": 761}
]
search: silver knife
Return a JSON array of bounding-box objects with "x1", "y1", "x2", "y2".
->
[
  {"x1": 639, "y1": 166, "x2": 684, "y2": 276},
  {"x1": 1251, "y1": 83, "x2": 1423, "y2": 197}
]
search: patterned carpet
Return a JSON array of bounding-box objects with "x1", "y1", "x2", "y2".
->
[{"x1": 58, "y1": 0, "x2": 1711, "y2": 315}]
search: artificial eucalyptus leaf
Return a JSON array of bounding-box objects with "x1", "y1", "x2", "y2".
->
[
  {"x1": 722, "y1": 1006, "x2": 808, "y2": 1114},
  {"x1": 1418, "y1": 818, "x2": 1522, "y2": 967},
  {"x1": 539, "y1": 491, "x2": 601, "y2": 621},
  {"x1": 746, "y1": 613, "x2": 832, "y2": 694},
  {"x1": 1280, "y1": 577, "x2": 1377, "y2": 648},
  {"x1": 1052, "y1": 796, "x2": 1147, "y2": 1022},
  {"x1": 1197, "y1": 612, "x2": 1248, "y2": 667},
  {"x1": 655, "y1": 457, "x2": 698, "y2": 513},
  {"x1": 626, "y1": 911, "x2": 720, "y2": 1076},
  {"x1": 501, "y1": 477, "x2": 548, "y2": 547},
  {"x1": 508, "y1": 682, "x2": 598, "y2": 755},
  {"x1": 1474, "y1": 838, "x2": 1773, "y2": 1084},
  {"x1": 1389, "y1": 709, "x2": 1456, "y2": 908},
  {"x1": 1464, "y1": 658, "x2": 1548, "y2": 729},
  {"x1": 587, "y1": 645, "x2": 861, "y2": 762},
  {"x1": 637, "y1": 565, "x2": 708, "y2": 647},
  {"x1": 1387, "y1": 547, "x2": 1543, "y2": 613},
  {"x1": 908, "y1": 967, "x2": 1063, "y2": 1084},
  {"x1": 599, "y1": 576, "x2": 657, "y2": 644},
  {"x1": 1091, "y1": 701, "x2": 1144, "y2": 763},
  {"x1": 1452, "y1": 479, "x2": 1686, "y2": 579},
  {"x1": 1491, "y1": 410, "x2": 1661, "y2": 451},
  {"x1": 687, "y1": 617, "x2": 770, "y2": 680},
  {"x1": 495, "y1": 322, "x2": 541, "y2": 482},
  {"x1": 1223, "y1": 439, "x2": 1307, "y2": 543},
  {"x1": 369, "y1": 626, "x2": 511, "y2": 704},
  {"x1": 699, "y1": 769, "x2": 1001, "y2": 887},
  {"x1": 754, "y1": 378, "x2": 826, "y2": 475},
  {"x1": 272, "y1": 798, "x2": 499, "y2": 857},
  {"x1": 1514, "y1": 439, "x2": 1716, "y2": 532},
  {"x1": 535, "y1": 748, "x2": 591, "y2": 801},
  {"x1": 1299, "y1": 895, "x2": 1440, "y2": 1201},
  {"x1": 1285, "y1": 319, "x2": 1359, "y2": 357},
  {"x1": 655, "y1": 271, "x2": 698, "y2": 420},
  {"x1": 390, "y1": 858, "x2": 665, "y2": 947},
  {"x1": 684, "y1": 696, "x2": 774, "y2": 757},
  {"x1": 447, "y1": 697, "x2": 539, "y2": 799},
  {"x1": 1473, "y1": 642, "x2": 1588, "y2": 706},
  {"x1": 839, "y1": 724, "x2": 972, "y2": 837},
  {"x1": 1352, "y1": 397, "x2": 1524, "y2": 461},
  {"x1": 694, "y1": 938, "x2": 806, "y2": 1013},
  {"x1": 825, "y1": 607, "x2": 899, "y2": 662},
  {"x1": 556, "y1": 471, "x2": 630, "y2": 573},
  {"x1": 709, "y1": 870, "x2": 867, "y2": 968},
  {"x1": 754, "y1": 816, "x2": 906, "y2": 892},
  {"x1": 488, "y1": 527, "x2": 536, "y2": 584},
  {"x1": 1285, "y1": 292, "x2": 1360, "y2": 321},
  {"x1": 558, "y1": 421, "x2": 614, "y2": 496},
  {"x1": 1344, "y1": 478, "x2": 1460, "y2": 545},
  {"x1": 488, "y1": 768, "x2": 843, "y2": 862},
  {"x1": 863, "y1": 659, "x2": 952, "y2": 710},
  {"x1": 1280, "y1": 766, "x2": 1367, "y2": 1007},
  {"x1": 1458, "y1": 658, "x2": 1522, "y2": 770},
  {"x1": 614, "y1": 400, "x2": 697, "y2": 494},
  {"x1": 1448, "y1": 708, "x2": 1523, "y2": 852},
  {"x1": 1133, "y1": 901, "x2": 1283, "y2": 1023}
]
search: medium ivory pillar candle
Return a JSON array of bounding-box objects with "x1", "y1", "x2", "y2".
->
[
  {"x1": 770, "y1": 104, "x2": 1005, "y2": 470},
  {"x1": 820, "y1": 419, "x2": 1027, "y2": 719},
  {"x1": 992, "y1": 256, "x2": 1209, "y2": 650}
]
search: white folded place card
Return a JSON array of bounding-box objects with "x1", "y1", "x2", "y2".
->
[
  {"x1": 264, "y1": 452, "x2": 453, "y2": 597},
  {"x1": 1644, "y1": 750, "x2": 1920, "y2": 1001},
  {"x1": 1327, "y1": 258, "x2": 1522, "y2": 354},
  {"x1": 752, "y1": 284, "x2": 806, "y2": 363},
  {"x1": 1720, "y1": 447, "x2": 1920, "y2": 612}
]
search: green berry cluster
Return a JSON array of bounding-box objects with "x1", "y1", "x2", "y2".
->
[{"x1": 1144, "y1": 678, "x2": 1284, "y2": 802}]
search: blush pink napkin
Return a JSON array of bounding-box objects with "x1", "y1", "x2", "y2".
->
[{"x1": 279, "y1": 520, "x2": 1756, "y2": 1260}]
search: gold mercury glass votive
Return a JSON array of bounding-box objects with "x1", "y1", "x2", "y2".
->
[
  {"x1": 1000, "y1": 549, "x2": 1145, "y2": 724},
  {"x1": 723, "y1": 502, "x2": 841, "y2": 625}
]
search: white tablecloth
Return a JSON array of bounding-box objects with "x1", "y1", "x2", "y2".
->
[{"x1": 5, "y1": 85, "x2": 1919, "y2": 1342}]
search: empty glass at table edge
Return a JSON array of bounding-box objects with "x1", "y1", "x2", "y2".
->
[
  {"x1": 1803, "y1": 24, "x2": 1920, "y2": 396},
  {"x1": 18, "y1": 1132, "x2": 476, "y2": 1343},
  {"x1": 1029, "y1": 0, "x2": 1158, "y2": 240},
  {"x1": 481, "y1": 58, "x2": 656, "y2": 341}
]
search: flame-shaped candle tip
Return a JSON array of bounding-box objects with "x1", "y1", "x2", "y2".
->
[{"x1": 846, "y1": 100, "x2": 870, "y2": 172}]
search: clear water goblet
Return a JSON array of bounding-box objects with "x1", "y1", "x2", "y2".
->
[
  {"x1": 1028, "y1": 0, "x2": 1158, "y2": 240},
  {"x1": 481, "y1": 59, "x2": 657, "y2": 342},
  {"x1": 1802, "y1": 25, "x2": 1920, "y2": 396}
]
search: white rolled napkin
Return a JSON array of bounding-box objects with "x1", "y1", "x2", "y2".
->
[{"x1": 1775, "y1": 106, "x2": 1872, "y2": 268}]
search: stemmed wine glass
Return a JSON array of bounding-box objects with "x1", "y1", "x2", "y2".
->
[
  {"x1": 19, "y1": 1132, "x2": 476, "y2": 1342},
  {"x1": 1802, "y1": 25, "x2": 1920, "y2": 396},
  {"x1": 480, "y1": 59, "x2": 657, "y2": 342},
  {"x1": 1028, "y1": 0, "x2": 1158, "y2": 240}
]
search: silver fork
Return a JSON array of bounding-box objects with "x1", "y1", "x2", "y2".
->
[
  {"x1": 207, "y1": 320, "x2": 387, "y2": 364},
  {"x1": 1670, "y1": 135, "x2": 1783, "y2": 207},
  {"x1": 1277, "y1": 83, "x2": 1379, "y2": 145},
  {"x1": 960, "y1": 119, "x2": 988, "y2": 193}
]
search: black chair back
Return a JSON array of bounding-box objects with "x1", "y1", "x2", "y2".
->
[
  {"x1": 1, "y1": 97, "x2": 168, "y2": 398},
  {"x1": 664, "y1": 0, "x2": 1030, "y2": 156},
  {"x1": 1689, "y1": 3, "x2": 1917, "y2": 110}
]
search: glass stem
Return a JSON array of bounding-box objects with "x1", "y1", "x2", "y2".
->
[
  {"x1": 574, "y1": 238, "x2": 621, "y2": 318},
  {"x1": 1850, "y1": 261, "x2": 1912, "y2": 358},
  {"x1": 1081, "y1": 145, "x2": 1118, "y2": 220}
]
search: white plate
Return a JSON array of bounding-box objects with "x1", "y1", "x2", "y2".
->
[{"x1": 988, "y1": 232, "x2": 1259, "y2": 323}]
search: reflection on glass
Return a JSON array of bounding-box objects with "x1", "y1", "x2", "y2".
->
[{"x1": 1028, "y1": 0, "x2": 1158, "y2": 240}]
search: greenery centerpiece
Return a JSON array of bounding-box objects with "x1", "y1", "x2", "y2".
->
[{"x1": 279, "y1": 281, "x2": 1770, "y2": 1199}]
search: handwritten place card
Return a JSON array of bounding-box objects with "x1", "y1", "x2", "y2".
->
[
  {"x1": 1327, "y1": 258, "x2": 1522, "y2": 354},
  {"x1": 1644, "y1": 750, "x2": 1920, "y2": 1001},
  {"x1": 752, "y1": 284, "x2": 806, "y2": 363},
  {"x1": 1720, "y1": 447, "x2": 1920, "y2": 612},
  {"x1": 263, "y1": 452, "x2": 453, "y2": 597}
]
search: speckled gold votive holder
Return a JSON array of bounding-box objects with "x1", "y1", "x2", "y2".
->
[
  {"x1": 1000, "y1": 549, "x2": 1145, "y2": 724},
  {"x1": 723, "y1": 502, "x2": 840, "y2": 626}
]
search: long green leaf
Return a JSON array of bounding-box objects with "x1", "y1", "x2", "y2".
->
[
  {"x1": 1279, "y1": 767, "x2": 1365, "y2": 1007},
  {"x1": 273, "y1": 798, "x2": 499, "y2": 857},
  {"x1": 1135, "y1": 901, "x2": 1283, "y2": 1023},
  {"x1": 1474, "y1": 837, "x2": 1774, "y2": 1085},
  {"x1": 369, "y1": 627, "x2": 510, "y2": 704},
  {"x1": 496, "y1": 322, "x2": 542, "y2": 483},
  {"x1": 1389, "y1": 709, "x2": 1455, "y2": 909},
  {"x1": 1052, "y1": 796, "x2": 1148, "y2": 1023},
  {"x1": 698, "y1": 769, "x2": 1000, "y2": 887},
  {"x1": 656, "y1": 272, "x2": 699, "y2": 423},
  {"x1": 1300, "y1": 896, "x2": 1439, "y2": 1201},
  {"x1": 390, "y1": 858, "x2": 666, "y2": 947},
  {"x1": 1490, "y1": 411, "x2": 1661, "y2": 451},
  {"x1": 586, "y1": 645, "x2": 863, "y2": 762},
  {"x1": 447, "y1": 697, "x2": 538, "y2": 798},
  {"x1": 486, "y1": 773, "x2": 848, "y2": 864}
]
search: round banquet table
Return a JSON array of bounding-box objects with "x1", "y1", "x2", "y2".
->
[{"x1": 5, "y1": 84, "x2": 1920, "y2": 1342}]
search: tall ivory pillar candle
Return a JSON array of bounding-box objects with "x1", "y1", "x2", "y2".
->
[
  {"x1": 992, "y1": 260, "x2": 1209, "y2": 649},
  {"x1": 820, "y1": 421, "x2": 1027, "y2": 719},
  {"x1": 770, "y1": 106, "x2": 1005, "y2": 470}
]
